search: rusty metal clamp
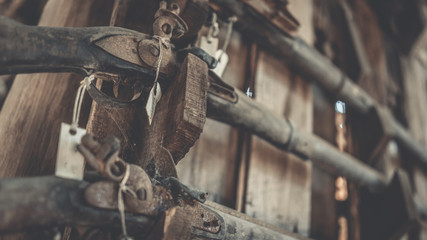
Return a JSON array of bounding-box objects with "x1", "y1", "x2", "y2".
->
[
  {"x1": 78, "y1": 134, "x2": 163, "y2": 216},
  {"x1": 77, "y1": 133, "x2": 126, "y2": 182}
]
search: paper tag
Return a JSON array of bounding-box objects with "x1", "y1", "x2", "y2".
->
[
  {"x1": 199, "y1": 36, "x2": 219, "y2": 57},
  {"x1": 146, "y1": 82, "x2": 162, "y2": 125},
  {"x1": 212, "y1": 50, "x2": 229, "y2": 77},
  {"x1": 55, "y1": 123, "x2": 86, "y2": 180}
]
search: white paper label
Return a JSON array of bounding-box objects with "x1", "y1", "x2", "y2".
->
[
  {"x1": 55, "y1": 123, "x2": 86, "y2": 180},
  {"x1": 212, "y1": 50, "x2": 229, "y2": 77},
  {"x1": 199, "y1": 36, "x2": 219, "y2": 57}
]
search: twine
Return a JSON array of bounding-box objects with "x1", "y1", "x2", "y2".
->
[
  {"x1": 70, "y1": 75, "x2": 93, "y2": 134},
  {"x1": 118, "y1": 164, "x2": 137, "y2": 240}
]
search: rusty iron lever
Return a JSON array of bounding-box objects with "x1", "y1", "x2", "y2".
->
[
  {"x1": 0, "y1": 15, "x2": 159, "y2": 83},
  {"x1": 0, "y1": 14, "x2": 217, "y2": 110},
  {"x1": 0, "y1": 175, "x2": 310, "y2": 240}
]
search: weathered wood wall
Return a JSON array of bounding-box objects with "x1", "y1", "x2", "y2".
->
[
  {"x1": 0, "y1": 0, "x2": 113, "y2": 239},
  {"x1": 178, "y1": 0, "x2": 315, "y2": 237},
  {"x1": 1, "y1": 0, "x2": 426, "y2": 239},
  {"x1": 401, "y1": 53, "x2": 427, "y2": 239}
]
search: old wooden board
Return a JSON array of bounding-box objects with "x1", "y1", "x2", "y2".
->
[
  {"x1": 0, "y1": 0, "x2": 113, "y2": 239},
  {"x1": 135, "y1": 53, "x2": 208, "y2": 178},
  {"x1": 0, "y1": 0, "x2": 112, "y2": 175},
  {"x1": 244, "y1": 50, "x2": 313, "y2": 236},
  {"x1": 243, "y1": 1, "x2": 314, "y2": 236},
  {"x1": 350, "y1": 1, "x2": 409, "y2": 239},
  {"x1": 0, "y1": 0, "x2": 114, "y2": 177},
  {"x1": 177, "y1": 31, "x2": 248, "y2": 207},
  {"x1": 401, "y1": 52, "x2": 427, "y2": 239},
  {"x1": 310, "y1": 85, "x2": 337, "y2": 240}
]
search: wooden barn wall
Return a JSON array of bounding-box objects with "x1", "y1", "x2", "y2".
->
[
  {"x1": 1, "y1": 0, "x2": 426, "y2": 239},
  {"x1": 178, "y1": 0, "x2": 315, "y2": 237},
  {"x1": 311, "y1": 87, "x2": 337, "y2": 240},
  {"x1": 401, "y1": 53, "x2": 427, "y2": 239},
  {"x1": 0, "y1": 0, "x2": 113, "y2": 179},
  {"x1": 0, "y1": 1, "x2": 114, "y2": 240},
  {"x1": 244, "y1": 2, "x2": 314, "y2": 236}
]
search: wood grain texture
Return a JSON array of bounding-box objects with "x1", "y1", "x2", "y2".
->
[
  {"x1": 163, "y1": 55, "x2": 208, "y2": 163},
  {"x1": 0, "y1": 0, "x2": 113, "y2": 178},
  {"x1": 244, "y1": 1, "x2": 314, "y2": 235},
  {"x1": 0, "y1": 0, "x2": 112, "y2": 239},
  {"x1": 353, "y1": 0, "x2": 389, "y2": 105},
  {"x1": 176, "y1": 32, "x2": 248, "y2": 207},
  {"x1": 244, "y1": 50, "x2": 313, "y2": 236},
  {"x1": 310, "y1": 85, "x2": 337, "y2": 240},
  {"x1": 401, "y1": 53, "x2": 427, "y2": 239}
]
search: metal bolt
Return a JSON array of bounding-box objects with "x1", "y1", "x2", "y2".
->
[
  {"x1": 161, "y1": 23, "x2": 172, "y2": 35},
  {"x1": 137, "y1": 188, "x2": 147, "y2": 201},
  {"x1": 212, "y1": 219, "x2": 220, "y2": 227},
  {"x1": 149, "y1": 45, "x2": 160, "y2": 57}
]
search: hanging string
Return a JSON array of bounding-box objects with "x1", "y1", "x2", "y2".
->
[
  {"x1": 118, "y1": 164, "x2": 137, "y2": 240},
  {"x1": 110, "y1": 0, "x2": 122, "y2": 26},
  {"x1": 218, "y1": 16, "x2": 237, "y2": 61},
  {"x1": 146, "y1": 35, "x2": 169, "y2": 123},
  {"x1": 151, "y1": 36, "x2": 169, "y2": 96},
  {"x1": 70, "y1": 75, "x2": 94, "y2": 134},
  {"x1": 207, "y1": 12, "x2": 219, "y2": 43}
]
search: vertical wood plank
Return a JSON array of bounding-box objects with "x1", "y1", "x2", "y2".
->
[
  {"x1": 401, "y1": 53, "x2": 427, "y2": 239},
  {"x1": 243, "y1": 1, "x2": 314, "y2": 235},
  {"x1": 310, "y1": 86, "x2": 337, "y2": 240},
  {"x1": 244, "y1": 51, "x2": 313, "y2": 235}
]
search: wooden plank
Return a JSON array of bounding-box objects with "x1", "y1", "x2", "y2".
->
[
  {"x1": 244, "y1": 50, "x2": 313, "y2": 236},
  {"x1": 310, "y1": 85, "x2": 337, "y2": 240},
  {"x1": 176, "y1": 31, "x2": 248, "y2": 207},
  {"x1": 0, "y1": 0, "x2": 47, "y2": 24},
  {"x1": 243, "y1": 0, "x2": 313, "y2": 236},
  {"x1": 135, "y1": 53, "x2": 208, "y2": 178},
  {"x1": 0, "y1": 1, "x2": 113, "y2": 240},
  {"x1": 0, "y1": 0, "x2": 113, "y2": 177},
  {"x1": 235, "y1": 42, "x2": 258, "y2": 213},
  {"x1": 401, "y1": 53, "x2": 427, "y2": 239}
]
